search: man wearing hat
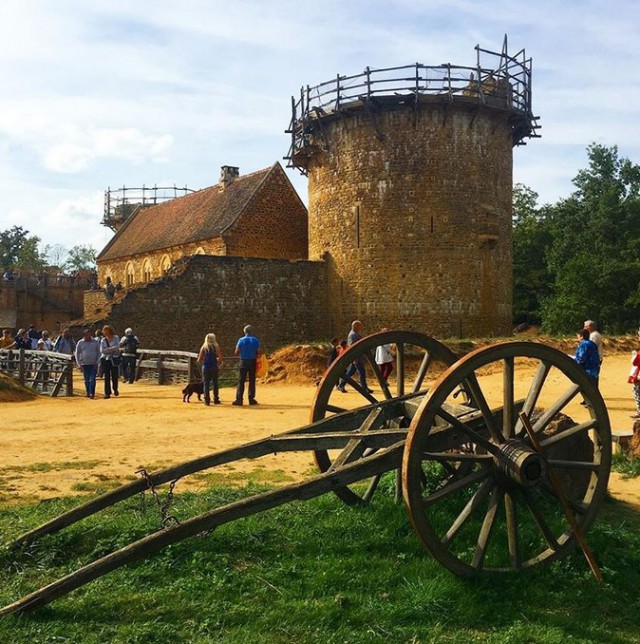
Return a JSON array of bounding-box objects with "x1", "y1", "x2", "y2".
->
[{"x1": 75, "y1": 329, "x2": 100, "y2": 398}]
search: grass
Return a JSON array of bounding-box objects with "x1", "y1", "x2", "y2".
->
[
  {"x1": 4, "y1": 460, "x2": 104, "y2": 474},
  {"x1": 0, "y1": 484, "x2": 639, "y2": 643},
  {"x1": 612, "y1": 452, "x2": 640, "y2": 478}
]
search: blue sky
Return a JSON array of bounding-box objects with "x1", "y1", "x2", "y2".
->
[{"x1": 1, "y1": 0, "x2": 639, "y2": 254}]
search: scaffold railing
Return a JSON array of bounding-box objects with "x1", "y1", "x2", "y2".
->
[
  {"x1": 285, "y1": 38, "x2": 540, "y2": 171},
  {"x1": 102, "y1": 185, "x2": 196, "y2": 231}
]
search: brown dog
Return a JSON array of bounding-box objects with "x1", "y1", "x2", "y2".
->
[{"x1": 182, "y1": 381, "x2": 204, "y2": 402}]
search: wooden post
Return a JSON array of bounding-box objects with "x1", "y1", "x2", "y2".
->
[
  {"x1": 187, "y1": 356, "x2": 194, "y2": 383},
  {"x1": 157, "y1": 353, "x2": 163, "y2": 385},
  {"x1": 66, "y1": 356, "x2": 73, "y2": 396},
  {"x1": 18, "y1": 349, "x2": 25, "y2": 386}
]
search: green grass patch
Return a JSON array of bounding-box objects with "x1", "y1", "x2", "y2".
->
[
  {"x1": 191, "y1": 468, "x2": 294, "y2": 486},
  {"x1": 612, "y1": 452, "x2": 640, "y2": 478},
  {"x1": 0, "y1": 486, "x2": 639, "y2": 643},
  {"x1": 5, "y1": 460, "x2": 104, "y2": 474}
]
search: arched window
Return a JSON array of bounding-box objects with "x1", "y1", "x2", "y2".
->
[
  {"x1": 125, "y1": 262, "x2": 135, "y2": 287},
  {"x1": 143, "y1": 259, "x2": 152, "y2": 283},
  {"x1": 161, "y1": 255, "x2": 171, "y2": 275}
]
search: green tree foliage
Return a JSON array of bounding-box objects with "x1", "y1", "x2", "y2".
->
[
  {"x1": 0, "y1": 225, "x2": 47, "y2": 271},
  {"x1": 537, "y1": 144, "x2": 640, "y2": 334},
  {"x1": 512, "y1": 184, "x2": 553, "y2": 324},
  {"x1": 65, "y1": 244, "x2": 97, "y2": 271}
]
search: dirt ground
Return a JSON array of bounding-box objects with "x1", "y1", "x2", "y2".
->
[{"x1": 1, "y1": 351, "x2": 639, "y2": 508}]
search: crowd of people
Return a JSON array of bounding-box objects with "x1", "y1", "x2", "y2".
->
[
  {"x1": 3, "y1": 317, "x2": 640, "y2": 418},
  {"x1": 0, "y1": 324, "x2": 141, "y2": 400}
]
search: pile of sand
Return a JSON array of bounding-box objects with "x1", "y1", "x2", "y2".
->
[{"x1": 0, "y1": 373, "x2": 37, "y2": 403}]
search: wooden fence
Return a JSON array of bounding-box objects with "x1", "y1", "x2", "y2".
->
[
  {"x1": 0, "y1": 348, "x2": 242, "y2": 396},
  {"x1": 0, "y1": 349, "x2": 74, "y2": 397},
  {"x1": 135, "y1": 349, "x2": 241, "y2": 386}
]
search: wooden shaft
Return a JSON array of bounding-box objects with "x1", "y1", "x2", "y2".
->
[{"x1": 0, "y1": 443, "x2": 404, "y2": 616}]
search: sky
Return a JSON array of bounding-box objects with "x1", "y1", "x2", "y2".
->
[{"x1": 1, "y1": 0, "x2": 639, "y2": 256}]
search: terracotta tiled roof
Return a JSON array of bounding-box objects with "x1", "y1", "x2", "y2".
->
[{"x1": 98, "y1": 165, "x2": 274, "y2": 261}]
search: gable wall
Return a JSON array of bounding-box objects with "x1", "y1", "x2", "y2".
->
[{"x1": 224, "y1": 165, "x2": 308, "y2": 259}]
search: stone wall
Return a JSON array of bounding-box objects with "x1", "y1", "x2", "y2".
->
[
  {"x1": 104, "y1": 255, "x2": 329, "y2": 354},
  {"x1": 97, "y1": 238, "x2": 227, "y2": 290},
  {"x1": 0, "y1": 279, "x2": 86, "y2": 333},
  {"x1": 304, "y1": 99, "x2": 514, "y2": 339}
]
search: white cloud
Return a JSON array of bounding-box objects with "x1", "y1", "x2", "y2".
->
[
  {"x1": 0, "y1": 0, "x2": 639, "y2": 249},
  {"x1": 43, "y1": 129, "x2": 173, "y2": 173}
]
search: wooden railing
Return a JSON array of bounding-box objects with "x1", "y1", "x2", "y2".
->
[
  {"x1": 286, "y1": 39, "x2": 540, "y2": 169},
  {"x1": 0, "y1": 348, "x2": 244, "y2": 396},
  {"x1": 135, "y1": 349, "x2": 241, "y2": 386},
  {"x1": 0, "y1": 349, "x2": 74, "y2": 397}
]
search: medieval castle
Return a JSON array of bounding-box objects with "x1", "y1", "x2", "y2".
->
[{"x1": 23, "y1": 39, "x2": 540, "y2": 354}]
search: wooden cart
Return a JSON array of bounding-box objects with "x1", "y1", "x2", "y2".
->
[{"x1": 0, "y1": 331, "x2": 611, "y2": 614}]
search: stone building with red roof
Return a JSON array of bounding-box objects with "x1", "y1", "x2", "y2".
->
[
  {"x1": 96, "y1": 162, "x2": 307, "y2": 288},
  {"x1": 85, "y1": 162, "x2": 327, "y2": 351}
]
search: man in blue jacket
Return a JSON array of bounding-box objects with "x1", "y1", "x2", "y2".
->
[{"x1": 233, "y1": 324, "x2": 262, "y2": 406}]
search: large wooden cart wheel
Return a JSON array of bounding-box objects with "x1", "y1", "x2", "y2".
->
[
  {"x1": 402, "y1": 341, "x2": 611, "y2": 575},
  {"x1": 311, "y1": 330, "x2": 458, "y2": 505}
]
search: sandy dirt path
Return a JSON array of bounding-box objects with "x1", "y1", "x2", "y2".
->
[{"x1": 1, "y1": 352, "x2": 639, "y2": 507}]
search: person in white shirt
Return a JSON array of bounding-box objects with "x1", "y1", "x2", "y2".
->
[
  {"x1": 374, "y1": 328, "x2": 394, "y2": 381},
  {"x1": 584, "y1": 320, "x2": 603, "y2": 364},
  {"x1": 75, "y1": 329, "x2": 101, "y2": 398}
]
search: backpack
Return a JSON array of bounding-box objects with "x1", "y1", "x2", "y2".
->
[{"x1": 122, "y1": 336, "x2": 140, "y2": 355}]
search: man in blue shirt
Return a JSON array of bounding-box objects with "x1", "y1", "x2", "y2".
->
[{"x1": 233, "y1": 324, "x2": 262, "y2": 406}]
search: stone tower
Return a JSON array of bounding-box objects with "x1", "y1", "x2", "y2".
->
[{"x1": 286, "y1": 38, "x2": 539, "y2": 338}]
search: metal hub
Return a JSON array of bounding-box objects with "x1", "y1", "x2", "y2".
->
[{"x1": 494, "y1": 439, "x2": 547, "y2": 487}]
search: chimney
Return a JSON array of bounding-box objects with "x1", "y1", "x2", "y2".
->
[{"x1": 219, "y1": 165, "x2": 239, "y2": 191}]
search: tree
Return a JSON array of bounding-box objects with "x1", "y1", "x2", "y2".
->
[
  {"x1": 43, "y1": 243, "x2": 68, "y2": 269},
  {"x1": 65, "y1": 245, "x2": 97, "y2": 271},
  {"x1": 512, "y1": 185, "x2": 552, "y2": 324},
  {"x1": 0, "y1": 226, "x2": 47, "y2": 271},
  {"x1": 540, "y1": 144, "x2": 640, "y2": 334}
]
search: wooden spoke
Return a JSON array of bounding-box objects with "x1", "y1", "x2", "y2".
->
[
  {"x1": 462, "y1": 374, "x2": 503, "y2": 444},
  {"x1": 364, "y1": 350, "x2": 392, "y2": 399},
  {"x1": 539, "y1": 418, "x2": 598, "y2": 449},
  {"x1": 403, "y1": 341, "x2": 610, "y2": 576},
  {"x1": 503, "y1": 357, "x2": 515, "y2": 439},
  {"x1": 540, "y1": 482, "x2": 589, "y2": 515},
  {"x1": 434, "y1": 408, "x2": 502, "y2": 457},
  {"x1": 341, "y1": 373, "x2": 378, "y2": 404},
  {"x1": 520, "y1": 488, "x2": 560, "y2": 551},
  {"x1": 472, "y1": 486, "x2": 501, "y2": 569},
  {"x1": 423, "y1": 452, "x2": 492, "y2": 463},
  {"x1": 313, "y1": 331, "x2": 457, "y2": 506},
  {"x1": 441, "y1": 477, "x2": 495, "y2": 547},
  {"x1": 422, "y1": 468, "x2": 490, "y2": 507},
  {"x1": 504, "y1": 491, "x2": 520, "y2": 569},
  {"x1": 546, "y1": 460, "x2": 600, "y2": 471},
  {"x1": 395, "y1": 342, "x2": 405, "y2": 397},
  {"x1": 513, "y1": 360, "x2": 552, "y2": 435},
  {"x1": 530, "y1": 383, "x2": 582, "y2": 436},
  {"x1": 412, "y1": 350, "x2": 433, "y2": 393}
]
